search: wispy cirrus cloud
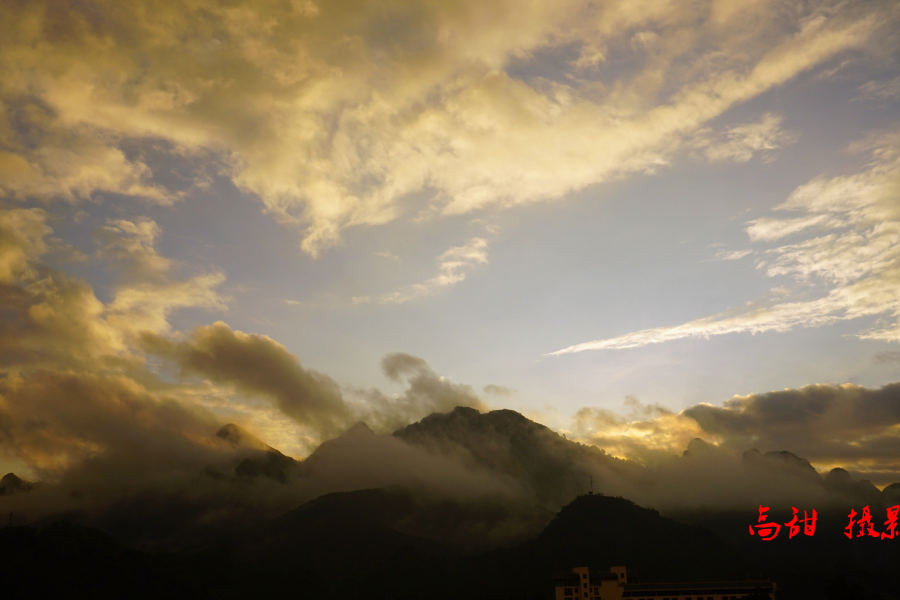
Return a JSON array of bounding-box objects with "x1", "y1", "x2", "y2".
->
[
  {"x1": 549, "y1": 131, "x2": 900, "y2": 355},
  {"x1": 859, "y1": 76, "x2": 900, "y2": 100},
  {"x1": 358, "y1": 237, "x2": 488, "y2": 305},
  {"x1": 693, "y1": 113, "x2": 798, "y2": 164},
  {"x1": 715, "y1": 249, "x2": 754, "y2": 261}
]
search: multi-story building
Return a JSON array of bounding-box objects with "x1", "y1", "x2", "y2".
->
[{"x1": 554, "y1": 566, "x2": 775, "y2": 600}]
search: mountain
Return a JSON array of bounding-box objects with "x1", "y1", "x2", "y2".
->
[
  {"x1": 6, "y1": 407, "x2": 900, "y2": 599},
  {"x1": 884, "y1": 482, "x2": 900, "y2": 506},
  {"x1": 260, "y1": 486, "x2": 551, "y2": 554},
  {"x1": 188, "y1": 487, "x2": 455, "y2": 600},
  {"x1": 741, "y1": 449, "x2": 823, "y2": 485},
  {"x1": 215, "y1": 423, "x2": 272, "y2": 451},
  {"x1": 0, "y1": 521, "x2": 211, "y2": 599},
  {"x1": 498, "y1": 492, "x2": 742, "y2": 589},
  {"x1": 0, "y1": 472, "x2": 34, "y2": 495},
  {"x1": 823, "y1": 468, "x2": 883, "y2": 505},
  {"x1": 212, "y1": 423, "x2": 299, "y2": 483},
  {"x1": 393, "y1": 406, "x2": 639, "y2": 507},
  {"x1": 188, "y1": 491, "x2": 743, "y2": 600}
]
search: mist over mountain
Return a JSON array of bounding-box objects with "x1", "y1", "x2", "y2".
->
[
  {"x1": 4, "y1": 406, "x2": 900, "y2": 547},
  {"x1": 393, "y1": 406, "x2": 641, "y2": 507},
  {"x1": 2, "y1": 406, "x2": 900, "y2": 599},
  {"x1": 0, "y1": 472, "x2": 34, "y2": 496}
]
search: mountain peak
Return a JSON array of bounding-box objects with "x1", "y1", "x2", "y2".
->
[
  {"x1": 216, "y1": 423, "x2": 271, "y2": 451},
  {"x1": 344, "y1": 422, "x2": 375, "y2": 436},
  {"x1": 0, "y1": 472, "x2": 34, "y2": 495},
  {"x1": 741, "y1": 448, "x2": 822, "y2": 484},
  {"x1": 683, "y1": 438, "x2": 713, "y2": 458},
  {"x1": 394, "y1": 407, "x2": 635, "y2": 508}
]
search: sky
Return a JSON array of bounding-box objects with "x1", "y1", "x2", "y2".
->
[{"x1": 2, "y1": 0, "x2": 900, "y2": 484}]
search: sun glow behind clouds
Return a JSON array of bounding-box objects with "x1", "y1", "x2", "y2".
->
[{"x1": 2, "y1": 0, "x2": 900, "y2": 503}]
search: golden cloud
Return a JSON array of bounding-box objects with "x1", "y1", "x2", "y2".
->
[{"x1": 1, "y1": 0, "x2": 890, "y2": 255}]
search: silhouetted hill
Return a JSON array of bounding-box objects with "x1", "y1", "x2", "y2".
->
[
  {"x1": 884, "y1": 482, "x2": 900, "y2": 505},
  {"x1": 524, "y1": 493, "x2": 740, "y2": 580},
  {"x1": 254, "y1": 487, "x2": 450, "y2": 566},
  {"x1": 673, "y1": 502, "x2": 900, "y2": 600},
  {"x1": 262, "y1": 486, "x2": 551, "y2": 553},
  {"x1": 187, "y1": 488, "x2": 453, "y2": 599},
  {"x1": 188, "y1": 491, "x2": 743, "y2": 600},
  {"x1": 0, "y1": 522, "x2": 211, "y2": 599}
]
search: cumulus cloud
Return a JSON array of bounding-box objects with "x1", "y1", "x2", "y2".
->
[
  {"x1": 0, "y1": 204, "x2": 515, "y2": 546},
  {"x1": 683, "y1": 382, "x2": 900, "y2": 483},
  {"x1": 549, "y1": 130, "x2": 900, "y2": 354},
  {"x1": 143, "y1": 322, "x2": 355, "y2": 440},
  {"x1": 0, "y1": 204, "x2": 494, "y2": 475},
  {"x1": 0, "y1": 0, "x2": 890, "y2": 255},
  {"x1": 0, "y1": 207, "x2": 233, "y2": 472},
  {"x1": 570, "y1": 397, "x2": 702, "y2": 466},
  {"x1": 379, "y1": 237, "x2": 488, "y2": 304},
  {"x1": 0, "y1": 369, "x2": 222, "y2": 476},
  {"x1": 0, "y1": 208, "x2": 50, "y2": 282},
  {"x1": 143, "y1": 323, "x2": 489, "y2": 447},
  {"x1": 0, "y1": 208, "x2": 295, "y2": 545},
  {"x1": 0, "y1": 126, "x2": 174, "y2": 205},
  {"x1": 0, "y1": 211, "x2": 123, "y2": 369},
  {"x1": 96, "y1": 219, "x2": 229, "y2": 336},
  {"x1": 3, "y1": 206, "x2": 900, "y2": 534},
  {"x1": 367, "y1": 352, "x2": 489, "y2": 427},
  {"x1": 569, "y1": 380, "x2": 900, "y2": 492}
]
